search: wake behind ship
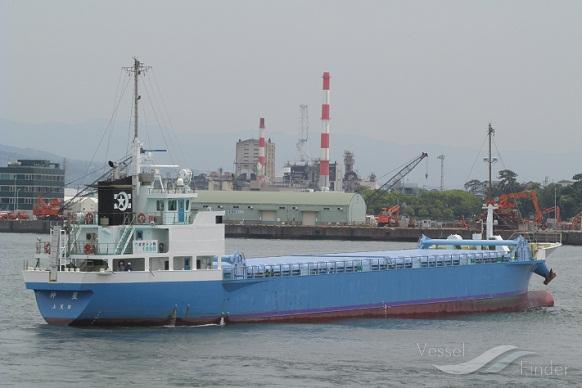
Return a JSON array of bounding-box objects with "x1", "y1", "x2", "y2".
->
[{"x1": 23, "y1": 59, "x2": 559, "y2": 326}]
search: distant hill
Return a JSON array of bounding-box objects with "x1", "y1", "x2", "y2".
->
[
  {"x1": 0, "y1": 144, "x2": 105, "y2": 188},
  {"x1": 2, "y1": 117, "x2": 581, "y2": 188}
]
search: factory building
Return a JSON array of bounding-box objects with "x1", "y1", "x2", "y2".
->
[
  {"x1": 0, "y1": 159, "x2": 64, "y2": 213},
  {"x1": 282, "y1": 161, "x2": 342, "y2": 191},
  {"x1": 191, "y1": 191, "x2": 366, "y2": 225},
  {"x1": 235, "y1": 138, "x2": 276, "y2": 182}
]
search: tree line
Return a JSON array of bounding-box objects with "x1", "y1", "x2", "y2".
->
[{"x1": 359, "y1": 169, "x2": 582, "y2": 222}]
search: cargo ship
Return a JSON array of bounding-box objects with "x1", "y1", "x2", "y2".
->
[{"x1": 23, "y1": 59, "x2": 559, "y2": 326}]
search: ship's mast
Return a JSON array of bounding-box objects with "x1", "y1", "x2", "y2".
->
[
  {"x1": 133, "y1": 58, "x2": 139, "y2": 141},
  {"x1": 487, "y1": 123, "x2": 495, "y2": 201},
  {"x1": 123, "y1": 58, "x2": 150, "y2": 178},
  {"x1": 123, "y1": 58, "x2": 150, "y2": 209}
]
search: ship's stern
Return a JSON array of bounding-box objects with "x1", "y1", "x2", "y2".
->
[{"x1": 24, "y1": 270, "x2": 92, "y2": 326}]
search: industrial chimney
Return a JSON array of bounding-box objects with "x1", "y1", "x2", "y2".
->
[
  {"x1": 257, "y1": 117, "x2": 266, "y2": 182},
  {"x1": 319, "y1": 72, "x2": 330, "y2": 191}
]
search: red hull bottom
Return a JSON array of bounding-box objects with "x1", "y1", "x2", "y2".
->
[
  {"x1": 227, "y1": 290, "x2": 555, "y2": 323},
  {"x1": 46, "y1": 290, "x2": 554, "y2": 327}
]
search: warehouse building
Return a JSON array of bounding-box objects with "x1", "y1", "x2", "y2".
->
[{"x1": 191, "y1": 191, "x2": 366, "y2": 225}]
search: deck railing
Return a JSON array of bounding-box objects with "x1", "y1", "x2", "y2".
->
[
  {"x1": 68, "y1": 211, "x2": 194, "y2": 226},
  {"x1": 223, "y1": 251, "x2": 513, "y2": 280},
  {"x1": 69, "y1": 242, "x2": 128, "y2": 255}
]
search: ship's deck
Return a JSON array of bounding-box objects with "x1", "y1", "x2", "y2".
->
[
  {"x1": 222, "y1": 248, "x2": 514, "y2": 281},
  {"x1": 248, "y1": 248, "x2": 502, "y2": 265}
]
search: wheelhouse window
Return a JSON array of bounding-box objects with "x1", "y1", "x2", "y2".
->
[
  {"x1": 168, "y1": 200, "x2": 177, "y2": 211},
  {"x1": 156, "y1": 200, "x2": 165, "y2": 211}
]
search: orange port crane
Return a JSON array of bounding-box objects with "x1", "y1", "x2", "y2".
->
[
  {"x1": 542, "y1": 206, "x2": 561, "y2": 225},
  {"x1": 496, "y1": 191, "x2": 543, "y2": 226},
  {"x1": 33, "y1": 196, "x2": 62, "y2": 220},
  {"x1": 365, "y1": 152, "x2": 428, "y2": 208},
  {"x1": 376, "y1": 204, "x2": 401, "y2": 227},
  {"x1": 365, "y1": 152, "x2": 428, "y2": 228},
  {"x1": 571, "y1": 213, "x2": 582, "y2": 230}
]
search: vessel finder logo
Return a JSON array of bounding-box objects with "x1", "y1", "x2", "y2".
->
[
  {"x1": 113, "y1": 191, "x2": 132, "y2": 211},
  {"x1": 432, "y1": 345, "x2": 535, "y2": 375}
]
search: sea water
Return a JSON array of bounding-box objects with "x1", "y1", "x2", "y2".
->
[{"x1": 0, "y1": 233, "x2": 580, "y2": 387}]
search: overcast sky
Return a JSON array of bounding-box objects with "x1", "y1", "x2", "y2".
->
[{"x1": 2, "y1": 1, "x2": 582, "y2": 185}]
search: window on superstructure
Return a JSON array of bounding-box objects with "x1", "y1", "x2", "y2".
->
[
  {"x1": 173, "y1": 256, "x2": 193, "y2": 270},
  {"x1": 196, "y1": 256, "x2": 213, "y2": 270},
  {"x1": 156, "y1": 200, "x2": 165, "y2": 211},
  {"x1": 168, "y1": 200, "x2": 177, "y2": 211}
]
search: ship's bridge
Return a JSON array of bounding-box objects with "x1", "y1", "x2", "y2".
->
[
  {"x1": 140, "y1": 187, "x2": 198, "y2": 225},
  {"x1": 45, "y1": 170, "x2": 225, "y2": 271}
]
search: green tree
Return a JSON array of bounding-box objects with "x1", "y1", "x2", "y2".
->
[
  {"x1": 496, "y1": 169, "x2": 521, "y2": 194},
  {"x1": 464, "y1": 179, "x2": 486, "y2": 197}
]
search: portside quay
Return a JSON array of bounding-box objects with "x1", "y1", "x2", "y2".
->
[
  {"x1": 5, "y1": 220, "x2": 579, "y2": 245},
  {"x1": 225, "y1": 224, "x2": 582, "y2": 245}
]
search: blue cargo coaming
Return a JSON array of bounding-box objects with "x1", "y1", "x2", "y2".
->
[{"x1": 26, "y1": 260, "x2": 543, "y2": 325}]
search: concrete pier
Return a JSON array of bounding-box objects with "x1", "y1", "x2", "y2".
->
[
  {"x1": 0, "y1": 220, "x2": 53, "y2": 234},
  {"x1": 225, "y1": 224, "x2": 582, "y2": 246},
  {"x1": 2, "y1": 220, "x2": 581, "y2": 246}
]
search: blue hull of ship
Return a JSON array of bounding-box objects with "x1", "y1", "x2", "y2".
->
[{"x1": 26, "y1": 260, "x2": 545, "y2": 326}]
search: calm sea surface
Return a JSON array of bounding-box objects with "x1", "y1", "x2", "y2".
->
[{"x1": 0, "y1": 233, "x2": 580, "y2": 387}]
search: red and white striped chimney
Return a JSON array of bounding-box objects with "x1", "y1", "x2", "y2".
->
[
  {"x1": 258, "y1": 117, "x2": 266, "y2": 180},
  {"x1": 320, "y1": 72, "x2": 331, "y2": 191}
]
